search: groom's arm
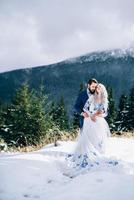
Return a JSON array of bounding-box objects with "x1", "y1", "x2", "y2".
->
[
  {"x1": 74, "y1": 92, "x2": 87, "y2": 116},
  {"x1": 74, "y1": 92, "x2": 89, "y2": 118},
  {"x1": 74, "y1": 93, "x2": 83, "y2": 115}
]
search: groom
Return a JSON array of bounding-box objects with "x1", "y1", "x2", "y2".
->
[{"x1": 74, "y1": 78, "x2": 104, "y2": 129}]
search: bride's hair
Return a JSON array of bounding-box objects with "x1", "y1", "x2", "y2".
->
[{"x1": 92, "y1": 83, "x2": 109, "y2": 108}]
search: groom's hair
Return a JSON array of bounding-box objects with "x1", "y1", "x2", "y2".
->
[{"x1": 88, "y1": 78, "x2": 98, "y2": 85}]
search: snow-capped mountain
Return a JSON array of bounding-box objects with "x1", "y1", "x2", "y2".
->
[
  {"x1": 65, "y1": 47, "x2": 134, "y2": 64},
  {"x1": 0, "y1": 47, "x2": 134, "y2": 114}
]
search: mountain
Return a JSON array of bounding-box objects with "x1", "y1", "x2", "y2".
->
[{"x1": 0, "y1": 47, "x2": 134, "y2": 115}]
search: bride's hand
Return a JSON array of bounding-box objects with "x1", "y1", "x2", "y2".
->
[
  {"x1": 95, "y1": 110, "x2": 105, "y2": 118},
  {"x1": 96, "y1": 109, "x2": 104, "y2": 115},
  {"x1": 90, "y1": 114, "x2": 97, "y2": 122}
]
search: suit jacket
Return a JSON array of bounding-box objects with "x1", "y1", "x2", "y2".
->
[{"x1": 74, "y1": 89, "x2": 89, "y2": 128}]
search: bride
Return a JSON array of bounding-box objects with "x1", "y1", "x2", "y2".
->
[{"x1": 63, "y1": 83, "x2": 119, "y2": 178}]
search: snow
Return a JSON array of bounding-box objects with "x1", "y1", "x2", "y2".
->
[
  {"x1": 64, "y1": 46, "x2": 134, "y2": 65},
  {"x1": 1, "y1": 137, "x2": 134, "y2": 200}
]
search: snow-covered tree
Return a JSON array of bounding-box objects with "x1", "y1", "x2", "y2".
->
[
  {"x1": 0, "y1": 99, "x2": 4, "y2": 127},
  {"x1": 106, "y1": 87, "x2": 117, "y2": 131},
  {"x1": 128, "y1": 85, "x2": 134, "y2": 130},
  {"x1": 115, "y1": 94, "x2": 129, "y2": 132}
]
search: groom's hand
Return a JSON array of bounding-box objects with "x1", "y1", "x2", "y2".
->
[{"x1": 81, "y1": 112, "x2": 89, "y2": 118}]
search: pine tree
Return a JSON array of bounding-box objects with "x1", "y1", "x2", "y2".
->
[
  {"x1": 0, "y1": 99, "x2": 3, "y2": 126},
  {"x1": 28, "y1": 85, "x2": 52, "y2": 144},
  {"x1": 49, "y1": 101, "x2": 59, "y2": 123},
  {"x1": 116, "y1": 94, "x2": 129, "y2": 132},
  {"x1": 71, "y1": 83, "x2": 85, "y2": 130},
  {"x1": 0, "y1": 99, "x2": 5, "y2": 132},
  {"x1": 52, "y1": 96, "x2": 69, "y2": 130},
  {"x1": 128, "y1": 85, "x2": 134, "y2": 130},
  {"x1": 4, "y1": 83, "x2": 51, "y2": 146},
  {"x1": 106, "y1": 87, "x2": 117, "y2": 131},
  {"x1": 3, "y1": 84, "x2": 30, "y2": 145}
]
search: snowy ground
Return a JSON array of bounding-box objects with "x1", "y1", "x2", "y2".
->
[{"x1": 1, "y1": 137, "x2": 134, "y2": 200}]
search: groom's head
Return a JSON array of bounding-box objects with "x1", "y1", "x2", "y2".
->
[{"x1": 87, "y1": 78, "x2": 98, "y2": 94}]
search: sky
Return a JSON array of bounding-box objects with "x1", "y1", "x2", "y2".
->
[{"x1": 0, "y1": 0, "x2": 134, "y2": 73}]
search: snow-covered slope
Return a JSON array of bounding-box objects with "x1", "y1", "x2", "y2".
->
[
  {"x1": 0, "y1": 137, "x2": 134, "y2": 200},
  {"x1": 65, "y1": 46, "x2": 134, "y2": 64}
]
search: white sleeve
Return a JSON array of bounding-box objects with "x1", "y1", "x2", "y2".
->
[{"x1": 101, "y1": 98, "x2": 108, "y2": 118}]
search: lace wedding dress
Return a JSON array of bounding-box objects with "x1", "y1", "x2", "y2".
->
[{"x1": 62, "y1": 103, "x2": 119, "y2": 178}]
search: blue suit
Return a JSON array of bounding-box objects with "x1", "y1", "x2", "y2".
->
[{"x1": 74, "y1": 90, "x2": 89, "y2": 129}]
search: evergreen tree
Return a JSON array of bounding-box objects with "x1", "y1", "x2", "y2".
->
[
  {"x1": 0, "y1": 100, "x2": 3, "y2": 126},
  {"x1": 0, "y1": 99, "x2": 5, "y2": 132},
  {"x1": 28, "y1": 85, "x2": 52, "y2": 144},
  {"x1": 72, "y1": 112, "x2": 79, "y2": 130},
  {"x1": 49, "y1": 101, "x2": 59, "y2": 123},
  {"x1": 4, "y1": 83, "x2": 51, "y2": 146},
  {"x1": 72, "y1": 83, "x2": 84, "y2": 130},
  {"x1": 106, "y1": 87, "x2": 117, "y2": 131},
  {"x1": 51, "y1": 96, "x2": 69, "y2": 130},
  {"x1": 128, "y1": 85, "x2": 134, "y2": 130},
  {"x1": 115, "y1": 94, "x2": 129, "y2": 132},
  {"x1": 3, "y1": 83, "x2": 31, "y2": 145}
]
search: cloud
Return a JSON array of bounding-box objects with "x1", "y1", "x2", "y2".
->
[{"x1": 0, "y1": 0, "x2": 134, "y2": 72}]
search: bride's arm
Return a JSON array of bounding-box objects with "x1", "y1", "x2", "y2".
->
[
  {"x1": 101, "y1": 91, "x2": 108, "y2": 117},
  {"x1": 94, "y1": 109, "x2": 107, "y2": 118}
]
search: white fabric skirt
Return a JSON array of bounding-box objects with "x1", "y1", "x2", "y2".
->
[
  {"x1": 75, "y1": 116, "x2": 111, "y2": 155},
  {"x1": 63, "y1": 117, "x2": 119, "y2": 177}
]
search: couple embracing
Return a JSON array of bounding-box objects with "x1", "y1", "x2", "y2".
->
[{"x1": 63, "y1": 78, "x2": 119, "y2": 178}]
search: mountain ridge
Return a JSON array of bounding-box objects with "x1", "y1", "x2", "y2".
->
[
  {"x1": 1, "y1": 46, "x2": 134, "y2": 74},
  {"x1": 0, "y1": 47, "x2": 134, "y2": 115}
]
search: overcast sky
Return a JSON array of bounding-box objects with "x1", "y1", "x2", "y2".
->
[{"x1": 0, "y1": 0, "x2": 134, "y2": 73}]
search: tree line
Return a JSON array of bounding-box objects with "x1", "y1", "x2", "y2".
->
[
  {"x1": 72, "y1": 83, "x2": 134, "y2": 133},
  {"x1": 0, "y1": 82, "x2": 134, "y2": 148},
  {"x1": 0, "y1": 83, "x2": 70, "y2": 148},
  {"x1": 107, "y1": 86, "x2": 134, "y2": 133}
]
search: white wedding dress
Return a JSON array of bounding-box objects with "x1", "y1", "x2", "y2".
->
[{"x1": 63, "y1": 103, "x2": 119, "y2": 178}]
